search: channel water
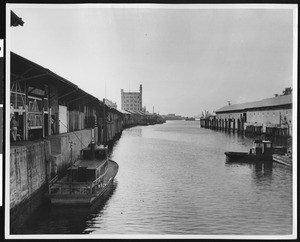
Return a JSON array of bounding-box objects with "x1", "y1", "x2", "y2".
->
[{"x1": 16, "y1": 120, "x2": 293, "y2": 235}]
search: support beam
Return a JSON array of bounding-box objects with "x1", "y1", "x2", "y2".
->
[
  {"x1": 67, "y1": 94, "x2": 88, "y2": 104},
  {"x1": 79, "y1": 97, "x2": 97, "y2": 106},
  {"x1": 18, "y1": 73, "x2": 48, "y2": 82},
  {"x1": 20, "y1": 67, "x2": 34, "y2": 77},
  {"x1": 11, "y1": 73, "x2": 19, "y2": 79},
  {"x1": 58, "y1": 88, "x2": 78, "y2": 100},
  {"x1": 28, "y1": 87, "x2": 38, "y2": 95}
]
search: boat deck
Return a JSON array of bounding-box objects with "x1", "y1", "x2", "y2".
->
[
  {"x1": 273, "y1": 154, "x2": 292, "y2": 167},
  {"x1": 70, "y1": 159, "x2": 106, "y2": 170},
  {"x1": 49, "y1": 159, "x2": 118, "y2": 196}
]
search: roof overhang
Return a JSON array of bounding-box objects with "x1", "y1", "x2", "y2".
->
[
  {"x1": 11, "y1": 52, "x2": 77, "y2": 96},
  {"x1": 10, "y1": 52, "x2": 103, "y2": 109}
]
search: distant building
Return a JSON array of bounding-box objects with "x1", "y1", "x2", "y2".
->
[
  {"x1": 142, "y1": 106, "x2": 147, "y2": 113},
  {"x1": 104, "y1": 98, "x2": 117, "y2": 109},
  {"x1": 161, "y1": 113, "x2": 184, "y2": 120},
  {"x1": 121, "y1": 84, "x2": 143, "y2": 112},
  {"x1": 214, "y1": 94, "x2": 292, "y2": 136}
]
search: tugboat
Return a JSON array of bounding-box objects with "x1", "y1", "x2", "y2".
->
[
  {"x1": 225, "y1": 139, "x2": 274, "y2": 162},
  {"x1": 48, "y1": 141, "x2": 119, "y2": 206}
]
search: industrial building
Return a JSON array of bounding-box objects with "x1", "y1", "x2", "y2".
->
[
  {"x1": 9, "y1": 52, "x2": 124, "y2": 230},
  {"x1": 121, "y1": 84, "x2": 143, "y2": 112},
  {"x1": 201, "y1": 93, "x2": 292, "y2": 137}
]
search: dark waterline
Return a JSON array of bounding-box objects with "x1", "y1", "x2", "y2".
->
[{"x1": 15, "y1": 120, "x2": 293, "y2": 235}]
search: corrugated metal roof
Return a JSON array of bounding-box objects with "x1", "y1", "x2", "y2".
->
[
  {"x1": 117, "y1": 109, "x2": 130, "y2": 114},
  {"x1": 11, "y1": 52, "x2": 78, "y2": 89},
  {"x1": 11, "y1": 52, "x2": 104, "y2": 107},
  {"x1": 123, "y1": 110, "x2": 146, "y2": 116},
  {"x1": 124, "y1": 110, "x2": 138, "y2": 115},
  {"x1": 216, "y1": 94, "x2": 292, "y2": 113},
  {"x1": 135, "y1": 111, "x2": 146, "y2": 116}
]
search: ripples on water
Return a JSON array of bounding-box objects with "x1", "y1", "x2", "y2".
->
[{"x1": 16, "y1": 120, "x2": 293, "y2": 236}]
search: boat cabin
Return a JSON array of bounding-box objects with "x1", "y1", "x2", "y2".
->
[
  {"x1": 251, "y1": 139, "x2": 273, "y2": 155},
  {"x1": 68, "y1": 142, "x2": 109, "y2": 183},
  {"x1": 81, "y1": 142, "x2": 108, "y2": 160}
]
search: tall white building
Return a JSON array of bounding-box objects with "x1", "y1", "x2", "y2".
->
[{"x1": 121, "y1": 84, "x2": 143, "y2": 112}]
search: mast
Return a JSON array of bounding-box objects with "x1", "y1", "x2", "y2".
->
[
  {"x1": 103, "y1": 98, "x2": 106, "y2": 145},
  {"x1": 69, "y1": 141, "x2": 74, "y2": 192}
]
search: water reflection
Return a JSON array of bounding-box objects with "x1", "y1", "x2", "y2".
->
[
  {"x1": 90, "y1": 181, "x2": 118, "y2": 213},
  {"x1": 15, "y1": 121, "x2": 292, "y2": 235},
  {"x1": 253, "y1": 161, "x2": 273, "y2": 175},
  {"x1": 15, "y1": 181, "x2": 118, "y2": 234},
  {"x1": 225, "y1": 158, "x2": 273, "y2": 178},
  {"x1": 225, "y1": 157, "x2": 273, "y2": 191},
  {"x1": 222, "y1": 129, "x2": 292, "y2": 151},
  {"x1": 125, "y1": 127, "x2": 143, "y2": 137}
]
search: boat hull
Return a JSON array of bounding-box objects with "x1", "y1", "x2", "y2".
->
[
  {"x1": 272, "y1": 154, "x2": 292, "y2": 167},
  {"x1": 225, "y1": 152, "x2": 273, "y2": 162},
  {"x1": 49, "y1": 178, "x2": 114, "y2": 205},
  {"x1": 48, "y1": 159, "x2": 118, "y2": 206},
  {"x1": 224, "y1": 152, "x2": 248, "y2": 159}
]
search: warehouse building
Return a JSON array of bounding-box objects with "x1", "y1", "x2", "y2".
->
[
  {"x1": 201, "y1": 93, "x2": 292, "y2": 137},
  {"x1": 9, "y1": 52, "x2": 125, "y2": 230}
]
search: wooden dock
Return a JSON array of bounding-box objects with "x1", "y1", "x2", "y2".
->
[{"x1": 272, "y1": 154, "x2": 292, "y2": 167}]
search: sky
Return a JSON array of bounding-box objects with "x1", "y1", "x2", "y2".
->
[{"x1": 8, "y1": 4, "x2": 296, "y2": 117}]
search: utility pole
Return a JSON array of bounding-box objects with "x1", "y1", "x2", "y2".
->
[
  {"x1": 103, "y1": 98, "x2": 106, "y2": 146},
  {"x1": 69, "y1": 140, "x2": 75, "y2": 193}
]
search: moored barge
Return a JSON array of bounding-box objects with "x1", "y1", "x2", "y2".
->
[{"x1": 48, "y1": 142, "x2": 118, "y2": 206}]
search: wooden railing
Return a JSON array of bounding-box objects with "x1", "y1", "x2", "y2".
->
[
  {"x1": 48, "y1": 165, "x2": 109, "y2": 195},
  {"x1": 49, "y1": 181, "x2": 92, "y2": 195},
  {"x1": 90, "y1": 168, "x2": 108, "y2": 192},
  {"x1": 48, "y1": 175, "x2": 58, "y2": 190}
]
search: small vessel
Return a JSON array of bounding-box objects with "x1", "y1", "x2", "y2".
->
[
  {"x1": 48, "y1": 141, "x2": 119, "y2": 206},
  {"x1": 225, "y1": 139, "x2": 274, "y2": 162},
  {"x1": 272, "y1": 154, "x2": 292, "y2": 167}
]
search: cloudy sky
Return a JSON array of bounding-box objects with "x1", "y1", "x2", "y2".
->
[{"x1": 8, "y1": 4, "x2": 296, "y2": 116}]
